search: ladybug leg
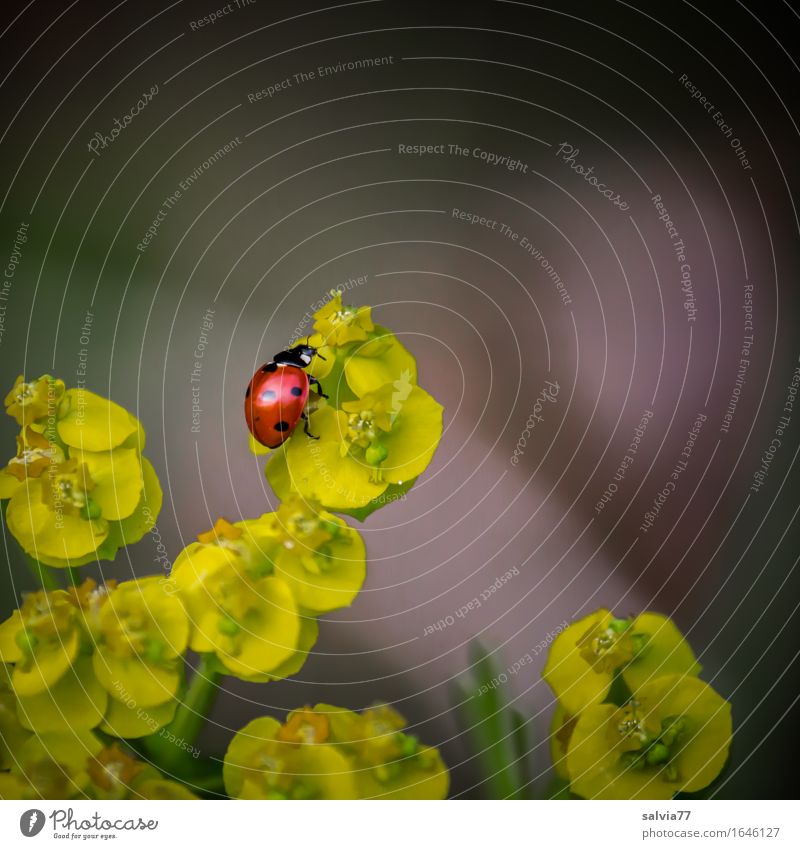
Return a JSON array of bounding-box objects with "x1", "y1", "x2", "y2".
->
[
  {"x1": 308, "y1": 376, "x2": 329, "y2": 399},
  {"x1": 301, "y1": 411, "x2": 319, "y2": 440}
]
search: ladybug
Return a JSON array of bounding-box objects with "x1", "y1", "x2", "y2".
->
[{"x1": 244, "y1": 343, "x2": 328, "y2": 449}]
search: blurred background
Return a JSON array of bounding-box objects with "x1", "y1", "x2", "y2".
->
[{"x1": 1, "y1": 0, "x2": 798, "y2": 798}]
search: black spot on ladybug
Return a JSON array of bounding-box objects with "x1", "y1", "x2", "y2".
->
[
  {"x1": 245, "y1": 385, "x2": 251, "y2": 398},
  {"x1": 290, "y1": 386, "x2": 303, "y2": 396},
  {"x1": 274, "y1": 421, "x2": 290, "y2": 432},
  {"x1": 262, "y1": 363, "x2": 278, "y2": 373}
]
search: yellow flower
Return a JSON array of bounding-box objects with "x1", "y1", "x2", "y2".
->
[
  {"x1": 566, "y1": 675, "x2": 732, "y2": 799},
  {"x1": 0, "y1": 427, "x2": 64, "y2": 500},
  {"x1": 1, "y1": 375, "x2": 162, "y2": 568},
  {"x1": 224, "y1": 715, "x2": 357, "y2": 800},
  {"x1": 86, "y1": 743, "x2": 198, "y2": 799},
  {"x1": 4, "y1": 454, "x2": 162, "y2": 568},
  {"x1": 543, "y1": 609, "x2": 701, "y2": 715},
  {"x1": 91, "y1": 577, "x2": 189, "y2": 708},
  {"x1": 317, "y1": 703, "x2": 450, "y2": 800},
  {"x1": 549, "y1": 704, "x2": 576, "y2": 782},
  {"x1": 0, "y1": 580, "x2": 182, "y2": 740},
  {"x1": 4, "y1": 374, "x2": 64, "y2": 427},
  {"x1": 0, "y1": 589, "x2": 84, "y2": 696},
  {"x1": 171, "y1": 519, "x2": 303, "y2": 680},
  {"x1": 308, "y1": 292, "x2": 418, "y2": 399},
  {"x1": 268, "y1": 382, "x2": 442, "y2": 511},
  {"x1": 0, "y1": 664, "x2": 31, "y2": 770},
  {"x1": 0, "y1": 734, "x2": 198, "y2": 800},
  {"x1": 1, "y1": 729, "x2": 103, "y2": 799},
  {"x1": 313, "y1": 291, "x2": 374, "y2": 347},
  {"x1": 224, "y1": 704, "x2": 449, "y2": 800},
  {"x1": 269, "y1": 495, "x2": 367, "y2": 614}
]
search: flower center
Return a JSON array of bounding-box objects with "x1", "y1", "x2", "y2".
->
[
  {"x1": 277, "y1": 708, "x2": 330, "y2": 745},
  {"x1": 614, "y1": 705, "x2": 689, "y2": 783},
  {"x1": 40, "y1": 459, "x2": 100, "y2": 519},
  {"x1": 89, "y1": 744, "x2": 145, "y2": 791},
  {"x1": 347, "y1": 409, "x2": 378, "y2": 447},
  {"x1": 577, "y1": 617, "x2": 637, "y2": 673},
  {"x1": 332, "y1": 306, "x2": 359, "y2": 326}
]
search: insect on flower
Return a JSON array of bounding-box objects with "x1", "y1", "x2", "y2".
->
[{"x1": 244, "y1": 344, "x2": 328, "y2": 449}]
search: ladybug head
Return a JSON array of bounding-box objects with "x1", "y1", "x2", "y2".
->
[
  {"x1": 274, "y1": 343, "x2": 325, "y2": 368},
  {"x1": 291, "y1": 343, "x2": 322, "y2": 366}
]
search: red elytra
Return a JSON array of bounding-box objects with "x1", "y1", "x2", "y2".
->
[{"x1": 245, "y1": 362, "x2": 310, "y2": 449}]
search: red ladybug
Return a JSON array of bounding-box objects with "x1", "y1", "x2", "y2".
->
[{"x1": 245, "y1": 344, "x2": 327, "y2": 449}]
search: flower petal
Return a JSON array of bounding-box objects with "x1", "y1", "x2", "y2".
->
[
  {"x1": 380, "y1": 385, "x2": 443, "y2": 484},
  {"x1": 276, "y1": 406, "x2": 386, "y2": 509},
  {"x1": 100, "y1": 694, "x2": 178, "y2": 739},
  {"x1": 623, "y1": 613, "x2": 702, "y2": 694},
  {"x1": 344, "y1": 328, "x2": 417, "y2": 398},
  {"x1": 93, "y1": 652, "x2": 181, "y2": 709},
  {"x1": 57, "y1": 389, "x2": 140, "y2": 452},
  {"x1": 275, "y1": 524, "x2": 366, "y2": 614},
  {"x1": 70, "y1": 447, "x2": 144, "y2": 521},
  {"x1": 6, "y1": 480, "x2": 108, "y2": 566},
  {"x1": 16, "y1": 658, "x2": 107, "y2": 734},
  {"x1": 543, "y1": 609, "x2": 613, "y2": 716}
]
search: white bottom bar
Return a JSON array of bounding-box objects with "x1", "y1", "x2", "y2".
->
[{"x1": 0, "y1": 799, "x2": 795, "y2": 848}]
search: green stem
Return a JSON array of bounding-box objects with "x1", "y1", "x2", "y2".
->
[
  {"x1": 146, "y1": 654, "x2": 221, "y2": 774},
  {"x1": 66, "y1": 567, "x2": 81, "y2": 587},
  {"x1": 24, "y1": 555, "x2": 61, "y2": 591}
]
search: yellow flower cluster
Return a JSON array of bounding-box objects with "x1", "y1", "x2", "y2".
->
[
  {"x1": 0, "y1": 579, "x2": 186, "y2": 740},
  {"x1": 224, "y1": 703, "x2": 449, "y2": 799},
  {"x1": 0, "y1": 712, "x2": 196, "y2": 800},
  {"x1": 170, "y1": 496, "x2": 366, "y2": 681},
  {"x1": 264, "y1": 292, "x2": 444, "y2": 514},
  {"x1": 0, "y1": 294, "x2": 450, "y2": 800},
  {"x1": 544, "y1": 609, "x2": 732, "y2": 799},
  {"x1": 0, "y1": 375, "x2": 162, "y2": 567}
]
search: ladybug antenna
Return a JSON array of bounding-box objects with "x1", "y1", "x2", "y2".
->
[{"x1": 304, "y1": 337, "x2": 325, "y2": 361}]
